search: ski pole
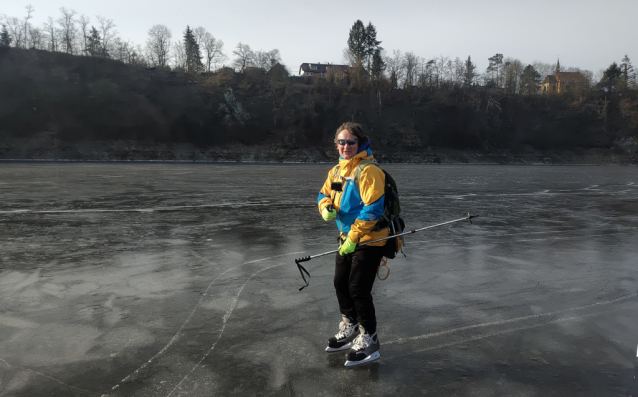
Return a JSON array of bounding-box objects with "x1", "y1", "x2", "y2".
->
[{"x1": 295, "y1": 213, "x2": 479, "y2": 290}]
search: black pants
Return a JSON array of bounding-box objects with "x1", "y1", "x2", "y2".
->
[{"x1": 334, "y1": 245, "x2": 385, "y2": 335}]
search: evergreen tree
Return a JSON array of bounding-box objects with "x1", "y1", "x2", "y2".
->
[
  {"x1": 371, "y1": 48, "x2": 385, "y2": 81},
  {"x1": 520, "y1": 65, "x2": 540, "y2": 95},
  {"x1": 487, "y1": 53, "x2": 504, "y2": 86},
  {"x1": 364, "y1": 22, "x2": 382, "y2": 73},
  {"x1": 346, "y1": 20, "x2": 383, "y2": 76},
  {"x1": 86, "y1": 26, "x2": 102, "y2": 56},
  {"x1": 599, "y1": 62, "x2": 622, "y2": 92},
  {"x1": 463, "y1": 56, "x2": 477, "y2": 87},
  {"x1": 620, "y1": 55, "x2": 636, "y2": 89},
  {"x1": 347, "y1": 20, "x2": 366, "y2": 65},
  {"x1": 0, "y1": 25, "x2": 12, "y2": 47},
  {"x1": 183, "y1": 26, "x2": 201, "y2": 74}
]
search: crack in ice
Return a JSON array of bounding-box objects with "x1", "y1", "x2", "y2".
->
[{"x1": 105, "y1": 250, "x2": 303, "y2": 397}]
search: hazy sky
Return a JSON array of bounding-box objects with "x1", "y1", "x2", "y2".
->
[{"x1": 3, "y1": 0, "x2": 636, "y2": 75}]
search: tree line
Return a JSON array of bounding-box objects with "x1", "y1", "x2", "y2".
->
[
  {"x1": 0, "y1": 5, "x2": 283, "y2": 74},
  {"x1": 340, "y1": 20, "x2": 637, "y2": 95},
  {"x1": 1, "y1": 7, "x2": 636, "y2": 95}
]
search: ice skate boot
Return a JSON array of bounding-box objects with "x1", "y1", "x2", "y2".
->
[
  {"x1": 344, "y1": 326, "x2": 380, "y2": 367},
  {"x1": 326, "y1": 315, "x2": 360, "y2": 352}
]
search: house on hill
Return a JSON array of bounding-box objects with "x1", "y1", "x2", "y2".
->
[
  {"x1": 243, "y1": 66, "x2": 266, "y2": 78},
  {"x1": 299, "y1": 62, "x2": 349, "y2": 78},
  {"x1": 267, "y1": 63, "x2": 289, "y2": 80},
  {"x1": 541, "y1": 72, "x2": 589, "y2": 94}
]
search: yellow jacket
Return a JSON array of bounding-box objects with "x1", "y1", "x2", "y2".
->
[{"x1": 318, "y1": 149, "x2": 388, "y2": 246}]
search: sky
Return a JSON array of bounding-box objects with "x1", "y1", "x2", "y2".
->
[{"x1": 2, "y1": 0, "x2": 636, "y2": 75}]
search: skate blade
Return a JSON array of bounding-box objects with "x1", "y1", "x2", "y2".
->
[
  {"x1": 344, "y1": 351, "x2": 380, "y2": 367},
  {"x1": 325, "y1": 342, "x2": 353, "y2": 352}
]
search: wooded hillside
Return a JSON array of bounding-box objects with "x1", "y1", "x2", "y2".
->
[{"x1": 1, "y1": 47, "x2": 637, "y2": 163}]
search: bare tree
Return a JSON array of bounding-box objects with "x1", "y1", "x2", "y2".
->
[
  {"x1": 503, "y1": 58, "x2": 524, "y2": 93},
  {"x1": 28, "y1": 26, "x2": 44, "y2": 49},
  {"x1": 43, "y1": 16, "x2": 57, "y2": 51},
  {"x1": 78, "y1": 14, "x2": 90, "y2": 55},
  {"x1": 111, "y1": 37, "x2": 134, "y2": 63},
  {"x1": 130, "y1": 43, "x2": 147, "y2": 66},
  {"x1": 96, "y1": 16, "x2": 116, "y2": 57},
  {"x1": 342, "y1": 47, "x2": 357, "y2": 67},
  {"x1": 433, "y1": 55, "x2": 450, "y2": 88},
  {"x1": 192, "y1": 26, "x2": 206, "y2": 48},
  {"x1": 146, "y1": 24, "x2": 171, "y2": 69},
  {"x1": 2, "y1": 16, "x2": 23, "y2": 48},
  {"x1": 200, "y1": 32, "x2": 225, "y2": 72},
  {"x1": 172, "y1": 40, "x2": 187, "y2": 71},
  {"x1": 580, "y1": 69, "x2": 594, "y2": 87},
  {"x1": 253, "y1": 49, "x2": 281, "y2": 71},
  {"x1": 23, "y1": 5, "x2": 34, "y2": 49},
  {"x1": 532, "y1": 61, "x2": 556, "y2": 82},
  {"x1": 444, "y1": 58, "x2": 455, "y2": 87},
  {"x1": 232, "y1": 42, "x2": 254, "y2": 72},
  {"x1": 403, "y1": 52, "x2": 419, "y2": 88},
  {"x1": 384, "y1": 49, "x2": 404, "y2": 89},
  {"x1": 57, "y1": 7, "x2": 78, "y2": 54},
  {"x1": 451, "y1": 57, "x2": 464, "y2": 87},
  {"x1": 593, "y1": 68, "x2": 606, "y2": 86}
]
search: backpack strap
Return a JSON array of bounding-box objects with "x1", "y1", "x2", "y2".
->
[
  {"x1": 352, "y1": 159, "x2": 392, "y2": 232},
  {"x1": 331, "y1": 164, "x2": 341, "y2": 178},
  {"x1": 332, "y1": 164, "x2": 352, "y2": 182},
  {"x1": 352, "y1": 159, "x2": 378, "y2": 189}
]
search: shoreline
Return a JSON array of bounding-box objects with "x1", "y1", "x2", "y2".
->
[
  {"x1": 0, "y1": 158, "x2": 634, "y2": 166},
  {"x1": 1, "y1": 137, "x2": 637, "y2": 166}
]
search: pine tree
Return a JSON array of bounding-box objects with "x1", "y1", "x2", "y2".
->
[
  {"x1": 371, "y1": 48, "x2": 385, "y2": 81},
  {"x1": 487, "y1": 53, "x2": 504, "y2": 87},
  {"x1": 600, "y1": 62, "x2": 622, "y2": 92},
  {"x1": 183, "y1": 26, "x2": 201, "y2": 74},
  {"x1": 364, "y1": 22, "x2": 382, "y2": 73},
  {"x1": 0, "y1": 25, "x2": 12, "y2": 47},
  {"x1": 463, "y1": 56, "x2": 477, "y2": 87},
  {"x1": 520, "y1": 65, "x2": 540, "y2": 95},
  {"x1": 620, "y1": 55, "x2": 636, "y2": 89},
  {"x1": 347, "y1": 20, "x2": 366, "y2": 65},
  {"x1": 86, "y1": 26, "x2": 102, "y2": 56}
]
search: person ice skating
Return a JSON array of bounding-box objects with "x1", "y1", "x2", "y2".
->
[{"x1": 318, "y1": 122, "x2": 388, "y2": 366}]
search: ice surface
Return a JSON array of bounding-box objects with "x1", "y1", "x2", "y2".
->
[{"x1": 0, "y1": 163, "x2": 637, "y2": 396}]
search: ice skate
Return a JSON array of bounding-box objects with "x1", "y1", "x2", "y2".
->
[
  {"x1": 344, "y1": 326, "x2": 380, "y2": 367},
  {"x1": 325, "y1": 315, "x2": 360, "y2": 352}
]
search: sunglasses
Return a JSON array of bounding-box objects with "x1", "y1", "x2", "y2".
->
[{"x1": 336, "y1": 138, "x2": 358, "y2": 146}]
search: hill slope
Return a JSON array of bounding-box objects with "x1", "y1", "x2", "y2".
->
[{"x1": 0, "y1": 47, "x2": 636, "y2": 164}]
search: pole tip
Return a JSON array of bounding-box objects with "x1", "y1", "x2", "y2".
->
[{"x1": 466, "y1": 213, "x2": 479, "y2": 224}]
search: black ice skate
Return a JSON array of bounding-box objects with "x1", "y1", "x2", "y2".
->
[
  {"x1": 326, "y1": 315, "x2": 360, "y2": 352},
  {"x1": 344, "y1": 326, "x2": 380, "y2": 367}
]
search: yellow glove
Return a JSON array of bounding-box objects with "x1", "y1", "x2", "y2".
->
[
  {"x1": 338, "y1": 238, "x2": 357, "y2": 256},
  {"x1": 321, "y1": 206, "x2": 337, "y2": 221}
]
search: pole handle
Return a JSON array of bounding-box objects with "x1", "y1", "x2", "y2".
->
[{"x1": 295, "y1": 258, "x2": 311, "y2": 291}]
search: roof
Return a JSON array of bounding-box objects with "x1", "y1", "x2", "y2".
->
[
  {"x1": 542, "y1": 72, "x2": 588, "y2": 85},
  {"x1": 298, "y1": 62, "x2": 349, "y2": 75},
  {"x1": 554, "y1": 72, "x2": 588, "y2": 83},
  {"x1": 267, "y1": 63, "x2": 289, "y2": 77}
]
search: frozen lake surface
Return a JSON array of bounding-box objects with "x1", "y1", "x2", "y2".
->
[{"x1": 0, "y1": 163, "x2": 637, "y2": 396}]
